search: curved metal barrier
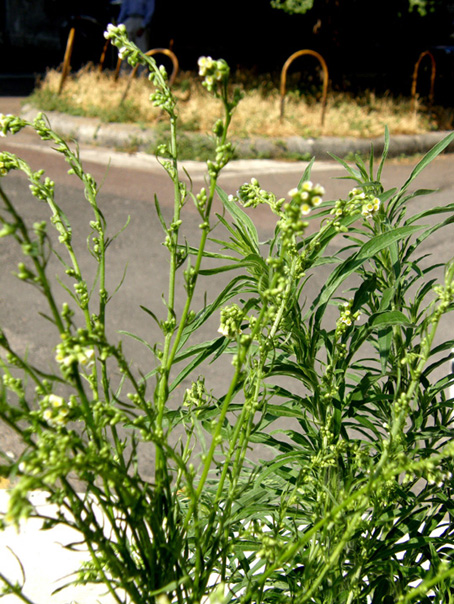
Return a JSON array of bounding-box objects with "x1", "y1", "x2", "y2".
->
[
  {"x1": 58, "y1": 27, "x2": 76, "y2": 94},
  {"x1": 411, "y1": 50, "x2": 436, "y2": 114},
  {"x1": 98, "y1": 39, "x2": 111, "y2": 72},
  {"x1": 280, "y1": 50, "x2": 329, "y2": 126}
]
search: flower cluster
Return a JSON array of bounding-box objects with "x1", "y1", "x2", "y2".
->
[
  {"x1": 55, "y1": 337, "x2": 95, "y2": 371},
  {"x1": 331, "y1": 187, "x2": 381, "y2": 222},
  {"x1": 269, "y1": 181, "x2": 318, "y2": 247},
  {"x1": 198, "y1": 56, "x2": 229, "y2": 92},
  {"x1": 0, "y1": 114, "x2": 26, "y2": 138},
  {"x1": 274, "y1": 180, "x2": 326, "y2": 248},
  {"x1": 104, "y1": 23, "x2": 141, "y2": 68},
  {"x1": 184, "y1": 377, "x2": 208, "y2": 409},
  {"x1": 0, "y1": 152, "x2": 19, "y2": 177},
  {"x1": 361, "y1": 195, "x2": 381, "y2": 219},
  {"x1": 250, "y1": 521, "x2": 283, "y2": 564},
  {"x1": 40, "y1": 394, "x2": 71, "y2": 427},
  {"x1": 233, "y1": 178, "x2": 284, "y2": 211},
  {"x1": 218, "y1": 304, "x2": 243, "y2": 339},
  {"x1": 434, "y1": 280, "x2": 454, "y2": 314},
  {"x1": 335, "y1": 298, "x2": 361, "y2": 338},
  {"x1": 287, "y1": 180, "x2": 325, "y2": 215}
]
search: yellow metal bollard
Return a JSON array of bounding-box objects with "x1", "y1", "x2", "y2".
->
[
  {"x1": 280, "y1": 49, "x2": 329, "y2": 126},
  {"x1": 99, "y1": 38, "x2": 111, "y2": 72},
  {"x1": 411, "y1": 50, "x2": 436, "y2": 115},
  {"x1": 58, "y1": 27, "x2": 76, "y2": 95}
]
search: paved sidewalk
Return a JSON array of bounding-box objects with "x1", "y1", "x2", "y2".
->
[
  {"x1": 1, "y1": 96, "x2": 453, "y2": 160},
  {"x1": 0, "y1": 491, "x2": 116, "y2": 604}
]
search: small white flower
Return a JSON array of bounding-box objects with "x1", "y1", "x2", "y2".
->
[
  {"x1": 198, "y1": 56, "x2": 213, "y2": 76},
  {"x1": 55, "y1": 350, "x2": 74, "y2": 366},
  {"x1": 43, "y1": 409, "x2": 53, "y2": 421},
  {"x1": 217, "y1": 324, "x2": 230, "y2": 337},
  {"x1": 54, "y1": 409, "x2": 69, "y2": 424},
  {"x1": 78, "y1": 348, "x2": 95, "y2": 366},
  {"x1": 49, "y1": 394, "x2": 64, "y2": 408},
  {"x1": 104, "y1": 23, "x2": 116, "y2": 38},
  {"x1": 361, "y1": 199, "x2": 380, "y2": 219}
]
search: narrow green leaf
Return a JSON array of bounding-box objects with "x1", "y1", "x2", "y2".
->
[
  {"x1": 154, "y1": 193, "x2": 168, "y2": 233},
  {"x1": 107, "y1": 263, "x2": 128, "y2": 303},
  {"x1": 357, "y1": 226, "x2": 424, "y2": 262},
  {"x1": 354, "y1": 153, "x2": 370, "y2": 181},
  {"x1": 118, "y1": 329, "x2": 157, "y2": 355},
  {"x1": 169, "y1": 337, "x2": 228, "y2": 392},
  {"x1": 298, "y1": 157, "x2": 315, "y2": 186},
  {"x1": 199, "y1": 263, "x2": 244, "y2": 276},
  {"x1": 378, "y1": 289, "x2": 393, "y2": 312},
  {"x1": 370, "y1": 311, "x2": 413, "y2": 328},
  {"x1": 139, "y1": 304, "x2": 161, "y2": 327},
  {"x1": 328, "y1": 152, "x2": 363, "y2": 182},
  {"x1": 376, "y1": 125, "x2": 390, "y2": 181},
  {"x1": 105, "y1": 214, "x2": 131, "y2": 248},
  {"x1": 314, "y1": 225, "x2": 425, "y2": 316},
  {"x1": 183, "y1": 243, "x2": 238, "y2": 262},
  {"x1": 401, "y1": 131, "x2": 454, "y2": 193},
  {"x1": 216, "y1": 185, "x2": 259, "y2": 249},
  {"x1": 378, "y1": 326, "x2": 393, "y2": 373}
]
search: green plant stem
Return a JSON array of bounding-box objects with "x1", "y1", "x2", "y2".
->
[
  {"x1": 0, "y1": 572, "x2": 37, "y2": 604},
  {"x1": 182, "y1": 280, "x2": 274, "y2": 533},
  {"x1": 154, "y1": 94, "x2": 233, "y2": 491},
  {"x1": 401, "y1": 566, "x2": 454, "y2": 603},
  {"x1": 374, "y1": 292, "x2": 445, "y2": 480},
  {"x1": 299, "y1": 514, "x2": 361, "y2": 604},
  {"x1": 214, "y1": 257, "x2": 296, "y2": 506},
  {"x1": 165, "y1": 97, "x2": 233, "y2": 374},
  {"x1": 0, "y1": 184, "x2": 64, "y2": 333},
  {"x1": 154, "y1": 114, "x2": 182, "y2": 490}
]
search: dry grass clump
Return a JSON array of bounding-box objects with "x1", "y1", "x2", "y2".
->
[{"x1": 31, "y1": 66, "x2": 437, "y2": 139}]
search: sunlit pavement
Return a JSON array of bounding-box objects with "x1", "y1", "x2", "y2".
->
[{"x1": 0, "y1": 489, "x2": 117, "y2": 604}]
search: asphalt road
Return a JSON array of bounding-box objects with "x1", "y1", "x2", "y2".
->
[{"x1": 1, "y1": 126, "x2": 454, "y2": 473}]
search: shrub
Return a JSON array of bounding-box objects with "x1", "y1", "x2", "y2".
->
[{"x1": 1, "y1": 25, "x2": 454, "y2": 604}]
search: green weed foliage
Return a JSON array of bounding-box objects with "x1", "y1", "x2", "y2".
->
[{"x1": 1, "y1": 25, "x2": 454, "y2": 604}]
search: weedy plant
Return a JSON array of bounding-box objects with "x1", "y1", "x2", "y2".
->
[{"x1": 1, "y1": 24, "x2": 454, "y2": 604}]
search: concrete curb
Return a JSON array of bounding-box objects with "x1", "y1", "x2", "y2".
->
[{"x1": 21, "y1": 104, "x2": 454, "y2": 160}]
